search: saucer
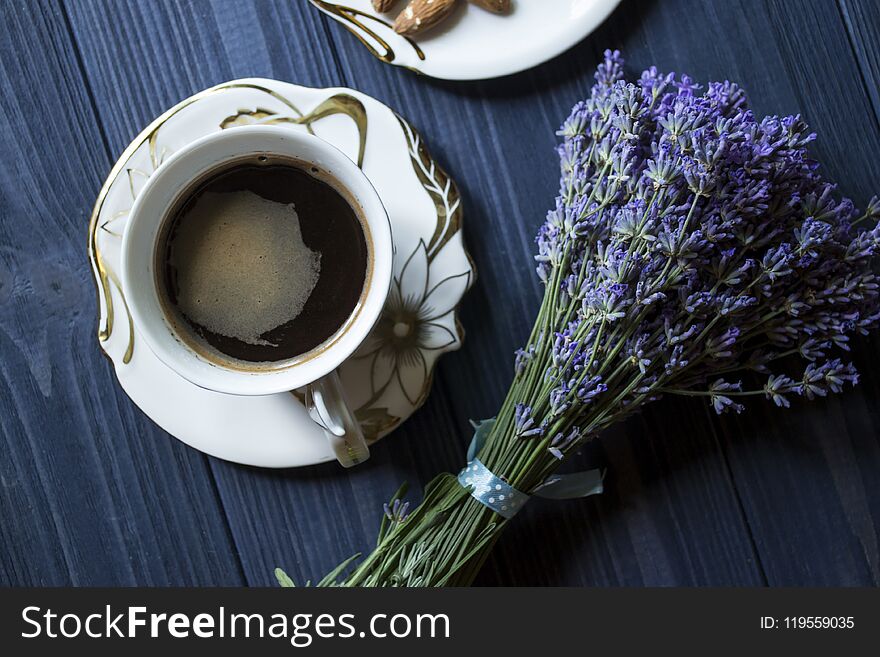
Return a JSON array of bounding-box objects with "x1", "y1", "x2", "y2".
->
[
  {"x1": 88, "y1": 79, "x2": 474, "y2": 467},
  {"x1": 309, "y1": 0, "x2": 621, "y2": 80}
]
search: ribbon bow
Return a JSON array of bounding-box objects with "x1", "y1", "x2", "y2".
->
[{"x1": 457, "y1": 419, "x2": 604, "y2": 519}]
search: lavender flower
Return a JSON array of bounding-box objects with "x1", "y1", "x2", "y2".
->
[
  {"x1": 383, "y1": 499, "x2": 410, "y2": 525},
  {"x1": 517, "y1": 49, "x2": 879, "y2": 460},
  {"x1": 513, "y1": 403, "x2": 545, "y2": 438},
  {"x1": 549, "y1": 427, "x2": 581, "y2": 460}
]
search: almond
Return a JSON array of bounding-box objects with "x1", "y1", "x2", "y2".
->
[
  {"x1": 393, "y1": 0, "x2": 458, "y2": 36},
  {"x1": 468, "y1": 0, "x2": 510, "y2": 13},
  {"x1": 372, "y1": 0, "x2": 398, "y2": 11}
]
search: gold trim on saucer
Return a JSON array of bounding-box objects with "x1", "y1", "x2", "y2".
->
[
  {"x1": 397, "y1": 116, "x2": 462, "y2": 263},
  {"x1": 308, "y1": 0, "x2": 425, "y2": 67},
  {"x1": 220, "y1": 93, "x2": 368, "y2": 168}
]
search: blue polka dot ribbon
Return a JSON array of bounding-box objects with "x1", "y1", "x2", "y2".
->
[
  {"x1": 458, "y1": 458, "x2": 528, "y2": 519},
  {"x1": 457, "y1": 418, "x2": 605, "y2": 520}
]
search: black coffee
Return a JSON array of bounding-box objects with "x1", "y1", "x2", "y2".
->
[{"x1": 158, "y1": 156, "x2": 369, "y2": 364}]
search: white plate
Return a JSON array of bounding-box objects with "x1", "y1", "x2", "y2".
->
[
  {"x1": 310, "y1": 0, "x2": 621, "y2": 80},
  {"x1": 88, "y1": 79, "x2": 474, "y2": 467}
]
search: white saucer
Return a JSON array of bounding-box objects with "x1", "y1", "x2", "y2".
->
[
  {"x1": 309, "y1": 0, "x2": 621, "y2": 80},
  {"x1": 88, "y1": 79, "x2": 474, "y2": 467}
]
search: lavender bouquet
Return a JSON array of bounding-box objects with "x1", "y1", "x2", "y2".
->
[{"x1": 278, "y1": 51, "x2": 880, "y2": 587}]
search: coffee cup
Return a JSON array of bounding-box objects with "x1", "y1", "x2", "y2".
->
[{"x1": 121, "y1": 126, "x2": 392, "y2": 467}]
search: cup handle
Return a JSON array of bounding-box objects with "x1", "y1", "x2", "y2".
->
[{"x1": 305, "y1": 370, "x2": 370, "y2": 468}]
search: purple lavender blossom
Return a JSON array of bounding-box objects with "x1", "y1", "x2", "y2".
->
[
  {"x1": 513, "y1": 403, "x2": 545, "y2": 438},
  {"x1": 516, "y1": 50, "x2": 879, "y2": 462},
  {"x1": 383, "y1": 498, "x2": 410, "y2": 524},
  {"x1": 549, "y1": 427, "x2": 582, "y2": 460}
]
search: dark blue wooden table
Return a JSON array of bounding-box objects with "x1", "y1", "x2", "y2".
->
[{"x1": 1, "y1": 0, "x2": 879, "y2": 587}]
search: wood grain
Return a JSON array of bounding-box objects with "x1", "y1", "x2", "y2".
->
[
  {"x1": 838, "y1": 0, "x2": 880, "y2": 127},
  {"x1": 0, "y1": 0, "x2": 878, "y2": 586},
  {"x1": 715, "y1": 0, "x2": 880, "y2": 585},
  {"x1": 0, "y1": 0, "x2": 245, "y2": 586}
]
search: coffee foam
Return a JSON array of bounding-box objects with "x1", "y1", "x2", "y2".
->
[{"x1": 170, "y1": 190, "x2": 321, "y2": 347}]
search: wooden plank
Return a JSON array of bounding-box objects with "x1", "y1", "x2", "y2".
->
[
  {"x1": 838, "y1": 0, "x2": 880, "y2": 127},
  {"x1": 50, "y1": 0, "x2": 880, "y2": 587},
  {"x1": 713, "y1": 0, "x2": 880, "y2": 585},
  {"x1": 0, "y1": 0, "x2": 245, "y2": 585},
  {"x1": 62, "y1": 0, "x2": 341, "y2": 156}
]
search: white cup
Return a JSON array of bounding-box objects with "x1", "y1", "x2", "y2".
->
[{"x1": 121, "y1": 126, "x2": 392, "y2": 467}]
